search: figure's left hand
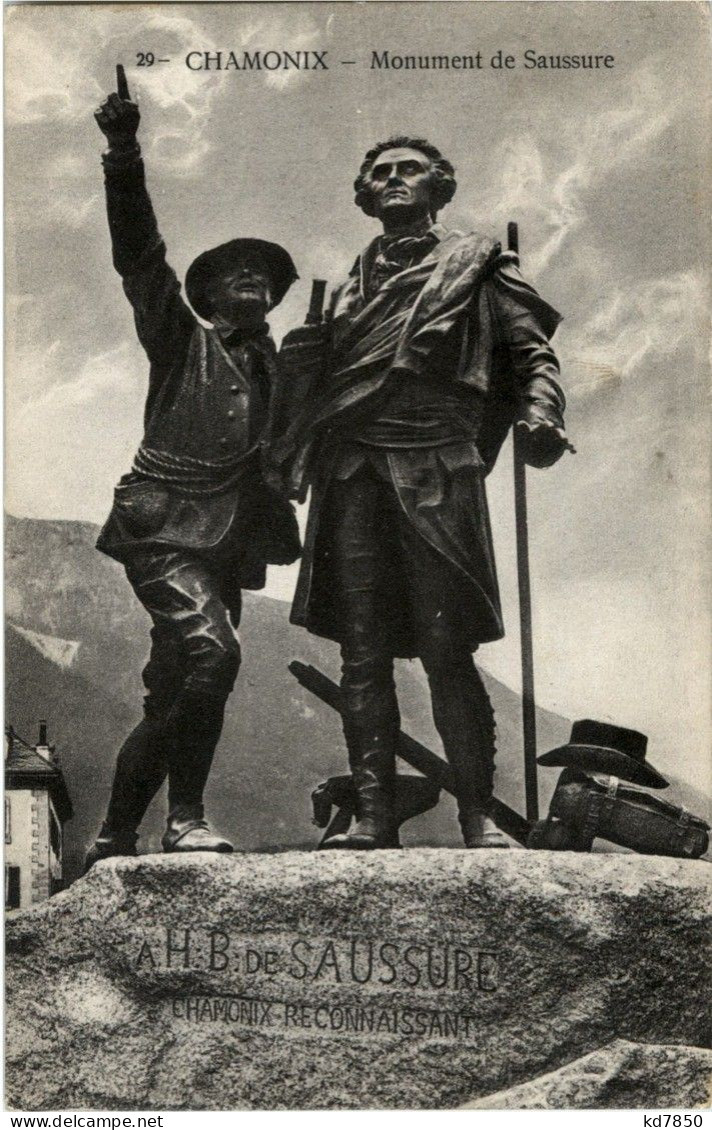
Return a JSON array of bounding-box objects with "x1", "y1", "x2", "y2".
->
[{"x1": 515, "y1": 419, "x2": 576, "y2": 469}]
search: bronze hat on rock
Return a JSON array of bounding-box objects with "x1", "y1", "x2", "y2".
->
[{"x1": 537, "y1": 719, "x2": 669, "y2": 789}]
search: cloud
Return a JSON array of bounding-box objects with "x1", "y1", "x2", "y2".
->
[
  {"x1": 129, "y1": 12, "x2": 231, "y2": 175},
  {"x1": 466, "y1": 62, "x2": 678, "y2": 276},
  {"x1": 6, "y1": 337, "x2": 147, "y2": 522},
  {"x1": 14, "y1": 153, "x2": 101, "y2": 229},
  {"x1": 6, "y1": 8, "x2": 228, "y2": 175},
  {"x1": 559, "y1": 270, "x2": 709, "y2": 396},
  {"x1": 6, "y1": 6, "x2": 335, "y2": 175},
  {"x1": 268, "y1": 235, "x2": 355, "y2": 345},
  {"x1": 5, "y1": 334, "x2": 64, "y2": 415},
  {"x1": 257, "y1": 16, "x2": 335, "y2": 91},
  {"x1": 13, "y1": 339, "x2": 143, "y2": 417},
  {"x1": 48, "y1": 193, "x2": 103, "y2": 231},
  {"x1": 5, "y1": 16, "x2": 102, "y2": 126}
]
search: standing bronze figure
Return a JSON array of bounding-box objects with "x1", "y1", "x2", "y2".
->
[
  {"x1": 85, "y1": 69, "x2": 300, "y2": 869},
  {"x1": 268, "y1": 137, "x2": 571, "y2": 849}
]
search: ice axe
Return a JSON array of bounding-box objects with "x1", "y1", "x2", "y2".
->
[
  {"x1": 262, "y1": 278, "x2": 327, "y2": 503},
  {"x1": 305, "y1": 278, "x2": 327, "y2": 326},
  {"x1": 292, "y1": 279, "x2": 327, "y2": 502}
]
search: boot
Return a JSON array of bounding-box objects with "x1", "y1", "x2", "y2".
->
[
  {"x1": 104, "y1": 714, "x2": 170, "y2": 837},
  {"x1": 323, "y1": 789, "x2": 399, "y2": 849},
  {"x1": 164, "y1": 689, "x2": 228, "y2": 810},
  {"x1": 84, "y1": 821, "x2": 138, "y2": 874},
  {"x1": 425, "y1": 651, "x2": 505, "y2": 847},
  {"x1": 323, "y1": 729, "x2": 398, "y2": 850},
  {"x1": 459, "y1": 810, "x2": 510, "y2": 849},
  {"x1": 161, "y1": 803, "x2": 233, "y2": 853}
]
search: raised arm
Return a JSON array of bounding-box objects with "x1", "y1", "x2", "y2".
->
[{"x1": 94, "y1": 67, "x2": 193, "y2": 363}]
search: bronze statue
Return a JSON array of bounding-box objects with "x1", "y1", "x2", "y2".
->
[
  {"x1": 85, "y1": 68, "x2": 300, "y2": 869},
  {"x1": 268, "y1": 137, "x2": 571, "y2": 849}
]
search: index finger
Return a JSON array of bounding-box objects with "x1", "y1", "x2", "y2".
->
[{"x1": 116, "y1": 64, "x2": 130, "y2": 101}]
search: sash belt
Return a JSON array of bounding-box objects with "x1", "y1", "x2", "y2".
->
[{"x1": 131, "y1": 443, "x2": 256, "y2": 496}]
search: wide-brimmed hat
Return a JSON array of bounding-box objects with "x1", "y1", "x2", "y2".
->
[
  {"x1": 185, "y1": 238, "x2": 298, "y2": 321},
  {"x1": 537, "y1": 719, "x2": 668, "y2": 789}
]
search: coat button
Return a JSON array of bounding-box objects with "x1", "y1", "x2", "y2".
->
[
  {"x1": 230, "y1": 384, "x2": 239, "y2": 394},
  {"x1": 219, "y1": 437, "x2": 227, "y2": 447},
  {"x1": 227, "y1": 409, "x2": 235, "y2": 419}
]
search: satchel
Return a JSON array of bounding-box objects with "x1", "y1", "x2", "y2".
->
[
  {"x1": 529, "y1": 770, "x2": 709, "y2": 858},
  {"x1": 112, "y1": 476, "x2": 170, "y2": 537}
]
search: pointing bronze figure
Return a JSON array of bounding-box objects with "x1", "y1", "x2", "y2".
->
[{"x1": 85, "y1": 68, "x2": 300, "y2": 869}]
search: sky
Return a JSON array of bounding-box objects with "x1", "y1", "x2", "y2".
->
[{"x1": 5, "y1": 1, "x2": 711, "y2": 793}]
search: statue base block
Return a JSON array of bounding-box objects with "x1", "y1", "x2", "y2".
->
[{"x1": 6, "y1": 850, "x2": 711, "y2": 1110}]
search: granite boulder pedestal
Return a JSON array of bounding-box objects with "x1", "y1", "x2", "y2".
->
[{"x1": 5, "y1": 850, "x2": 711, "y2": 1109}]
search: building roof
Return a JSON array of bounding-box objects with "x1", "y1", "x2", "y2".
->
[{"x1": 5, "y1": 728, "x2": 73, "y2": 823}]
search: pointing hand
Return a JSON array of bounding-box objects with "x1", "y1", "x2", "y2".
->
[{"x1": 94, "y1": 65, "x2": 140, "y2": 147}]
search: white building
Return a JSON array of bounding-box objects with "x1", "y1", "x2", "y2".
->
[{"x1": 5, "y1": 722, "x2": 73, "y2": 910}]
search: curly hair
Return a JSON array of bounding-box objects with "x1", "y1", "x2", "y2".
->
[{"x1": 353, "y1": 136, "x2": 457, "y2": 219}]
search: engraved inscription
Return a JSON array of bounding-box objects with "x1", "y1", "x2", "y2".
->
[
  {"x1": 169, "y1": 994, "x2": 483, "y2": 1039},
  {"x1": 132, "y1": 929, "x2": 500, "y2": 992}
]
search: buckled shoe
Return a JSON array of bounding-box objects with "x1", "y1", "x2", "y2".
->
[
  {"x1": 84, "y1": 822, "x2": 138, "y2": 874},
  {"x1": 161, "y1": 804, "x2": 233, "y2": 853}
]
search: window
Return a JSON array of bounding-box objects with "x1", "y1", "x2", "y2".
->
[
  {"x1": 5, "y1": 865, "x2": 20, "y2": 910},
  {"x1": 49, "y1": 807, "x2": 61, "y2": 858},
  {"x1": 4, "y1": 796, "x2": 10, "y2": 844}
]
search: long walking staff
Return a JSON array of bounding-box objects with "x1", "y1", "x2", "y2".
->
[{"x1": 508, "y1": 221, "x2": 539, "y2": 822}]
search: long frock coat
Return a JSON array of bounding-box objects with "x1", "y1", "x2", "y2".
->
[{"x1": 277, "y1": 228, "x2": 564, "y2": 658}]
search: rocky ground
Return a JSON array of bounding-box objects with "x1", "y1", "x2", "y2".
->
[{"x1": 6, "y1": 849, "x2": 711, "y2": 1110}]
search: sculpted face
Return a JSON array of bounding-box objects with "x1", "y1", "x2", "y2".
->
[
  {"x1": 364, "y1": 147, "x2": 435, "y2": 229},
  {"x1": 206, "y1": 254, "x2": 273, "y2": 328}
]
